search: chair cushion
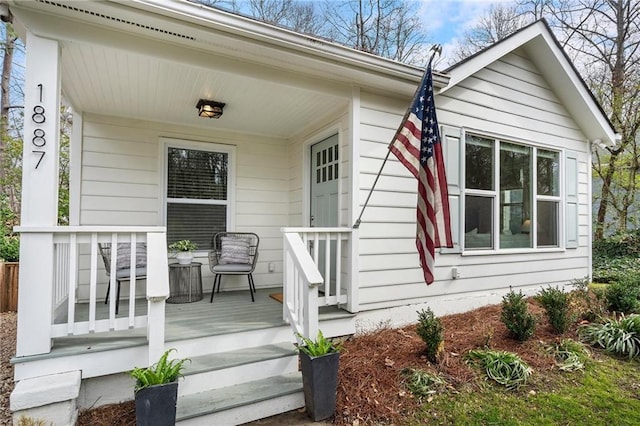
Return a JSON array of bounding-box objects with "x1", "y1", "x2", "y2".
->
[
  {"x1": 115, "y1": 267, "x2": 147, "y2": 280},
  {"x1": 212, "y1": 263, "x2": 253, "y2": 273},
  {"x1": 219, "y1": 237, "x2": 251, "y2": 264},
  {"x1": 116, "y1": 243, "x2": 147, "y2": 270}
]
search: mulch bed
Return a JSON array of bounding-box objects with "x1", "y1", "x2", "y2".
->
[
  {"x1": 5, "y1": 299, "x2": 579, "y2": 425},
  {"x1": 334, "y1": 299, "x2": 576, "y2": 425}
]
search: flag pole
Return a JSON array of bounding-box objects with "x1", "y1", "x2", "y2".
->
[{"x1": 352, "y1": 45, "x2": 442, "y2": 229}]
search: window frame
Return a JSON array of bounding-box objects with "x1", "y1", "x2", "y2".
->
[
  {"x1": 161, "y1": 138, "x2": 236, "y2": 254},
  {"x1": 461, "y1": 131, "x2": 563, "y2": 254}
]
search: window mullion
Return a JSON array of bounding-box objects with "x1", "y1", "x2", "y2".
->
[
  {"x1": 493, "y1": 138, "x2": 500, "y2": 250},
  {"x1": 532, "y1": 146, "x2": 538, "y2": 247}
]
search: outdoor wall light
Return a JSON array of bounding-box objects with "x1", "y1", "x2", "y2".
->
[{"x1": 196, "y1": 99, "x2": 225, "y2": 118}]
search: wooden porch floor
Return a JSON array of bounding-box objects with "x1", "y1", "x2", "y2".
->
[{"x1": 50, "y1": 288, "x2": 346, "y2": 355}]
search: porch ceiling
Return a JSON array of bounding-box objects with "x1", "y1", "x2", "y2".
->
[{"x1": 60, "y1": 41, "x2": 349, "y2": 139}]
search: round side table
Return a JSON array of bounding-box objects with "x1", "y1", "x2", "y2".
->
[{"x1": 167, "y1": 262, "x2": 203, "y2": 303}]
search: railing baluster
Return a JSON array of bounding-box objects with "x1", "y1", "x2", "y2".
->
[
  {"x1": 67, "y1": 234, "x2": 77, "y2": 335},
  {"x1": 336, "y1": 233, "x2": 342, "y2": 306},
  {"x1": 109, "y1": 233, "x2": 118, "y2": 329},
  {"x1": 89, "y1": 233, "x2": 98, "y2": 332},
  {"x1": 323, "y1": 232, "x2": 330, "y2": 301},
  {"x1": 128, "y1": 233, "x2": 137, "y2": 327}
]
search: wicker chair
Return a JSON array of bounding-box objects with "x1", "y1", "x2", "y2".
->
[
  {"x1": 208, "y1": 232, "x2": 259, "y2": 302},
  {"x1": 98, "y1": 243, "x2": 147, "y2": 314}
]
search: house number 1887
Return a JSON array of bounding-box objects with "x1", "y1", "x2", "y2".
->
[{"x1": 32, "y1": 84, "x2": 46, "y2": 169}]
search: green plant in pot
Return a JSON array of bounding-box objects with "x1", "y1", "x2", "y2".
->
[
  {"x1": 130, "y1": 349, "x2": 190, "y2": 426},
  {"x1": 168, "y1": 240, "x2": 198, "y2": 265},
  {"x1": 297, "y1": 330, "x2": 342, "y2": 421}
]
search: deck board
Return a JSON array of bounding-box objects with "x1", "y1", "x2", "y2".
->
[{"x1": 49, "y1": 288, "x2": 347, "y2": 355}]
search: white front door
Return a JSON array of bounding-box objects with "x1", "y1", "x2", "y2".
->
[{"x1": 310, "y1": 135, "x2": 339, "y2": 292}]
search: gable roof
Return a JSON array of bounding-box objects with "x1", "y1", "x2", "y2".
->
[{"x1": 442, "y1": 19, "x2": 618, "y2": 147}]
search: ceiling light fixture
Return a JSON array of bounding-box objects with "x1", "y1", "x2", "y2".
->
[{"x1": 196, "y1": 99, "x2": 225, "y2": 119}]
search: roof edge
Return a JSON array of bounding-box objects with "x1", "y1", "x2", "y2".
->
[{"x1": 442, "y1": 19, "x2": 617, "y2": 146}]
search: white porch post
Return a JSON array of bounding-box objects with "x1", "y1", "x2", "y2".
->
[
  {"x1": 146, "y1": 232, "x2": 170, "y2": 365},
  {"x1": 16, "y1": 32, "x2": 61, "y2": 356}
]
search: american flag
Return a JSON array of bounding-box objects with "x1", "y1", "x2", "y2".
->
[{"x1": 389, "y1": 61, "x2": 453, "y2": 284}]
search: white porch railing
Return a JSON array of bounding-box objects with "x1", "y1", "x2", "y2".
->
[
  {"x1": 282, "y1": 227, "x2": 352, "y2": 339},
  {"x1": 16, "y1": 226, "x2": 169, "y2": 362}
]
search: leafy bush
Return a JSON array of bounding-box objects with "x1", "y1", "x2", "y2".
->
[
  {"x1": 537, "y1": 286, "x2": 575, "y2": 334},
  {"x1": 130, "y1": 349, "x2": 190, "y2": 391},
  {"x1": 0, "y1": 233, "x2": 19, "y2": 262},
  {"x1": 546, "y1": 339, "x2": 589, "y2": 371},
  {"x1": 465, "y1": 349, "x2": 532, "y2": 389},
  {"x1": 401, "y1": 368, "x2": 447, "y2": 399},
  {"x1": 501, "y1": 289, "x2": 536, "y2": 341},
  {"x1": 605, "y1": 276, "x2": 640, "y2": 314},
  {"x1": 0, "y1": 203, "x2": 19, "y2": 262},
  {"x1": 297, "y1": 329, "x2": 341, "y2": 356},
  {"x1": 416, "y1": 308, "x2": 444, "y2": 362},
  {"x1": 579, "y1": 314, "x2": 640, "y2": 359},
  {"x1": 571, "y1": 277, "x2": 608, "y2": 321},
  {"x1": 593, "y1": 230, "x2": 640, "y2": 283}
]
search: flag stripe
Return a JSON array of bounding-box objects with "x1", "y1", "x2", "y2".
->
[{"x1": 389, "y1": 60, "x2": 453, "y2": 285}]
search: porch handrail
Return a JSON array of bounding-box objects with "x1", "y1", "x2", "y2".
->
[
  {"x1": 282, "y1": 231, "x2": 323, "y2": 339},
  {"x1": 281, "y1": 227, "x2": 352, "y2": 340},
  {"x1": 15, "y1": 225, "x2": 169, "y2": 361}
]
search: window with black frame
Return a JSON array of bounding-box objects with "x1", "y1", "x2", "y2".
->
[{"x1": 166, "y1": 146, "x2": 229, "y2": 251}]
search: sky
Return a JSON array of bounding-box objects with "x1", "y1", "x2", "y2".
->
[{"x1": 417, "y1": 0, "x2": 515, "y2": 64}]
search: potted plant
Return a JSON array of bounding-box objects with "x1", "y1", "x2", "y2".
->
[
  {"x1": 297, "y1": 330, "x2": 342, "y2": 421},
  {"x1": 168, "y1": 239, "x2": 198, "y2": 265},
  {"x1": 130, "y1": 349, "x2": 190, "y2": 426}
]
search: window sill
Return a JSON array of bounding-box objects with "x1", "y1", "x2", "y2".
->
[{"x1": 461, "y1": 247, "x2": 565, "y2": 256}]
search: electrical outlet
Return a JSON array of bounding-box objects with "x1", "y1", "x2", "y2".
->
[
  {"x1": 452, "y1": 267, "x2": 461, "y2": 279},
  {"x1": 268, "y1": 262, "x2": 275, "y2": 272}
]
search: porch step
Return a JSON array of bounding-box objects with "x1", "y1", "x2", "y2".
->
[
  {"x1": 179, "y1": 342, "x2": 299, "y2": 395},
  {"x1": 176, "y1": 372, "x2": 304, "y2": 425}
]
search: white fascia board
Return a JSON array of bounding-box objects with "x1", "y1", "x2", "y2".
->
[
  {"x1": 117, "y1": 0, "x2": 450, "y2": 89},
  {"x1": 442, "y1": 21, "x2": 545, "y2": 91},
  {"x1": 443, "y1": 20, "x2": 616, "y2": 147},
  {"x1": 526, "y1": 31, "x2": 617, "y2": 147}
]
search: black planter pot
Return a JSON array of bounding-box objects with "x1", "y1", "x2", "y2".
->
[
  {"x1": 134, "y1": 381, "x2": 179, "y2": 426},
  {"x1": 299, "y1": 351, "x2": 340, "y2": 421}
]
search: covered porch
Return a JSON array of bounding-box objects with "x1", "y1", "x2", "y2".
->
[{"x1": 14, "y1": 226, "x2": 355, "y2": 379}]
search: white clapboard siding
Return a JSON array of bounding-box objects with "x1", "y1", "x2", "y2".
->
[
  {"x1": 75, "y1": 114, "x2": 291, "y2": 297},
  {"x1": 354, "y1": 49, "x2": 592, "y2": 312}
]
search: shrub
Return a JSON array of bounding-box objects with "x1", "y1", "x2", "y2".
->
[
  {"x1": 401, "y1": 368, "x2": 447, "y2": 399},
  {"x1": 571, "y1": 277, "x2": 607, "y2": 321},
  {"x1": 605, "y1": 276, "x2": 640, "y2": 314},
  {"x1": 0, "y1": 204, "x2": 19, "y2": 262},
  {"x1": 465, "y1": 349, "x2": 532, "y2": 389},
  {"x1": 537, "y1": 285, "x2": 575, "y2": 334},
  {"x1": 579, "y1": 314, "x2": 640, "y2": 359},
  {"x1": 0, "y1": 233, "x2": 19, "y2": 262},
  {"x1": 501, "y1": 289, "x2": 536, "y2": 341},
  {"x1": 593, "y1": 230, "x2": 640, "y2": 283},
  {"x1": 546, "y1": 339, "x2": 589, "y2": 371},
  {"x1": 416, "y1": 308, "x2": 443, "y2": 363}
]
